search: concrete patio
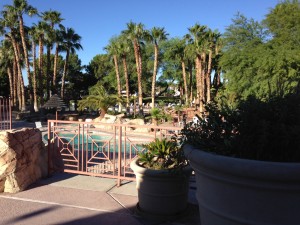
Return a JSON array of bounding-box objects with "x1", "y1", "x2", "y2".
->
[{"x1": 0, "y1": 173, "x2": 200, "y2": 225}]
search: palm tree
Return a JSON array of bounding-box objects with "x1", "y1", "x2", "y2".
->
[
  {"x1": 1, "y1": 9, "x2": 26, "y2": 111},
  {"x1": 0, "y1": 40, "x2": 15, "y2": 101},
  {"x1": 205, "y1": 30, "x2": 221, "y2": 103},
  {"x1": 34, "y1": 21, "x2": 48, "y2": 106},
  {"x1": 28, "y1": 25, "x2": 39, "y2": 111},
  {"x1": 185, "y1": 24, "x2": 208, "y2": 113},
  {"x1": 5, "y1": 0, "x2": 37, "y2": 107},
  {"x1": 42, "y1": 10, "x2": 64, "y2": 98},
  {"x1": 118, "y1": 36, "x2": 131, "y2": 113},
  {"x1": 170, "y1": 38, "x2": 189, "y2": 105},
  {"x1": 145, "y1": 27, "x2": 168, "y2": 108},
  {"x1": 78, "y1": 83, "x2": 118, "y2": 119},
  {"x1": 105, "y1": 37, "x2": 122, "y2": 112},
  {"x1": 60, "y1": 27, "x2": 82, "y2": 99},
  {"x1": 52, "y1": 24, "x2": 64, "y2": 94},
  {"x1": 122, "y1": 22, "x2": 145, "y2": 115}
]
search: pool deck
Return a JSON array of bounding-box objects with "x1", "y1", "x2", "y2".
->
[
  {"x1": 1, "y1": 119, "x2": 200, "y2": 225},
  {"x1": 0, "y1": 173, "x2": 200, "y2": 225}
]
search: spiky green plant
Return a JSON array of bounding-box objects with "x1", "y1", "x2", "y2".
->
[{"x1": 138, "y1": 138, "x2": 187, "y2": 170}]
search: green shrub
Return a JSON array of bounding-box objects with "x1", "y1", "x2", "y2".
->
[{"x1": 181, "y1": 93, "x2": 300, "y2": 162}]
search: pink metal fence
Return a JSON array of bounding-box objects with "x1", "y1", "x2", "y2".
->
[
  {"x1": 0, "y1": 97, "x2": 12, "y2": 130},
  {"x1": 47, "y1": 120, "x2": 182, "y2": 186}
]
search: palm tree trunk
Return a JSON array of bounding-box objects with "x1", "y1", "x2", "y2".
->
[
  {"x1": 19, "y1": 15, "x2": 33, "y2": 108},
  {"x1": 10, "y1": 36, "x2": 26, "y2": 111},
  {"x1": 113, "y1": 55, "x2": 122, "y2": 112},
  {"x1": 151, "y1": 44, "x2": 158, "y2": 108},
  {"x1": 133, "y1": 41, "x2": 143, "y2": 115},
  {"x1": 122, "y1": 56, "x2": 130, "y2": 113},
  {"x1": 13, "y1": 59, "x2": 17, "y2": 107},
  {"x1": 61, "y1": 50, "x2": 69, "y2": 99},
  {"x1": 46, "y1": 45, "x2": 51, "y2": 99},
  {"x1": 200, "y1": 53, "x2": 206, "y2": 113},
  {"x1": 32, "y1": 40, "x2": 39, "y2": 112},
  {"x1": 195, "y1": 56, "x2": 203, "y2": 112},
  {"x1": 188, "y1": 60, "x2": 193, "y2": 105},
  {"x1": 38, "y1": 36, "x2": 44, "y2": 106},
  {"x1": 53, "y1": 42, "x2": 59, "y2": 94},
  {"x1": 7, "y1": 67, "x2": 13, "y2": 101},
  {"x1": 206, "y1": 50, "x2": 213, "y2": 103},
  {"x1": 137, "y1": 44, "x2": 143, "y2": 115},
  {"x1": 99, "y1": 108, "x2": 107, "y2": 120},
  {"x1": 181, "y1": 60, "x2": 188, "y2": 105}
]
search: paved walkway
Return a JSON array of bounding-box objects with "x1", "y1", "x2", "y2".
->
[
  {"x1": 3, "y1": 115, "x2": 200, "y2": 224},
  {"x1": 0, "y1": 173, "x2": 200, "y2": 225}
]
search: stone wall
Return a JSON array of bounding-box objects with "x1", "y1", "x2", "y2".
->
[{"x1": 0, "y1": 128, "x2": 47, "y2": 193}]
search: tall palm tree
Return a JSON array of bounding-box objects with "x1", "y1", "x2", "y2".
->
[
  {"x1": 5, "y1": 0, "x2": 37, "y2": 107},
  {"x1": 42, "y1": 10, "x2": 64, "y2": 98},
  {"x1": 185, "y1": 24, "x2": 208, "y2": 113},
  {"x1": 145, "y1": 27, "x2": 168, "y2": 108},
  {"x1": 205, "y1": 30, "x2": 221, "y2": 103},
  {"x1": 117, "y1": 36, "x2": 131, "y2": 113},
  {"x1": 105, "y1": 37, "x2": 122, "y2": 112},
  {"x1": 122, "y1": 22, "x2": 145, "y2": 115},
  {"x1": 60, "y1": 27, "x2": 82, "y2": 99},
  {"x1": 34, "y1": 21, "x2": 48, "y2": 106},
  {"x1": 170, "y1": 38, "x2": 189, "y2": 105},
  {"x1": 0, "y1": 40, "x2": 15, "y2": 101},
  {"x1": 1, "y1": 9, "x2": 26, "y2": 111},
  {"x1": 52, "y1": 24, "x2": 64, "y2": 94},
  {"x1": 28, "y1": 25, "x2": 39, "y2": 111}
]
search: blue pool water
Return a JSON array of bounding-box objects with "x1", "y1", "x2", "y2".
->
[{"x1": 44, "y1": 133, "x2": 143, "y2": 153}]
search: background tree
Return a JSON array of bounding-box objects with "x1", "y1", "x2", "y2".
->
[
  {"x1": 60, "y1": 27, "x2": 82, "y2": 99},
  {"x1": 42, "y1": 10, "x2": 63, "y2": 98},
  {"x1": 5, "y1": 0, "x2": 37, "y2": 109},
  {"x1": 220, "y1": 2, "x2": 300, "y2": 101},
  {"x1": 105, "y1": 37, "x2": 122, "y2": 112},
  {"x1": 117, "y1": 35, "x2": 132, "y2": 113},
  {"x1": 185, "y1": 24, "x2": 208, "y2": 112},
  {"x1": 78, "y1": 83, "x2": 118, "y2": 119},
  {"x1": 1, "y1": 9, "x2": 26, "y2": 111},
  {"x1": 122, "y1": 22, "x2": 145, "y2": 115},
  {"x1": 145, "y1": 27, "x2": 168, "y2": 108}
]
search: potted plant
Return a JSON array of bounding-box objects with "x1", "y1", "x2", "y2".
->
[
  {"x1": 181, "y1": 94, "x2": 300, "y2": 225},
  {"x1": 130, "y1": 138, "x2": 192, "y2": 220}
]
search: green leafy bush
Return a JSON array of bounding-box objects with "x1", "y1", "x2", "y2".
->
[{"x1": 181, "y1": 93, "x2": 300, "y2": 162}]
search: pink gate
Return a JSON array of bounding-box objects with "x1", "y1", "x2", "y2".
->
[
  {"x1": 47, "y1": 120, "x2": 181, "y2": 185},
  {"x1": 0, "y1": 97, "x2": 12, "y2": 130}
]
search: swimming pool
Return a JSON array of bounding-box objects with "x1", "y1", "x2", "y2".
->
[{"x1": 44, "y1": 132, "x2": 144, "y2": 153}]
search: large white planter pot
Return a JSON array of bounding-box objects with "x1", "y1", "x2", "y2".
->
[
  {"x1": 130, "y1": 158, "x2": 192, "y2": 220},
  {"x1": 183, "y1": 144, "x2": 300, "y2": 225}
]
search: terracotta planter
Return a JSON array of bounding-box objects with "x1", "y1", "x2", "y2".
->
[
  {"x1": 130, "y1": 158, "x2": 192, "y2": 220},
  {"x1": 183, "y1": 144, "x2": 300, "y2": 225}
]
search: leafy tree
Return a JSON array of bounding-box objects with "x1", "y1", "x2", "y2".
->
[
  {"x1": 220, "y1": 2, "x2": 300, "y2": 101},
  {"x1": 78, "y1": 83, "x2": 118, "y2": 119}
]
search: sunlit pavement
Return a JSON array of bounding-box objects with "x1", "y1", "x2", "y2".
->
[{"x1": 0, "y1": 173, "x2": 200, "y2": 225}]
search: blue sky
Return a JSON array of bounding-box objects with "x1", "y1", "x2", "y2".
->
[{"x1": 1, "y1": 0, "x2": 280, "y2": 66}]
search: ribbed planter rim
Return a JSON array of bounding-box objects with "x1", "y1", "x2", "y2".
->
[
  {"x1": 183, "y1": 144, "x2": 300, "y2": 182},
  {"x1": 130, "y1": 158, "x2": 192, "y2": 177}
]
